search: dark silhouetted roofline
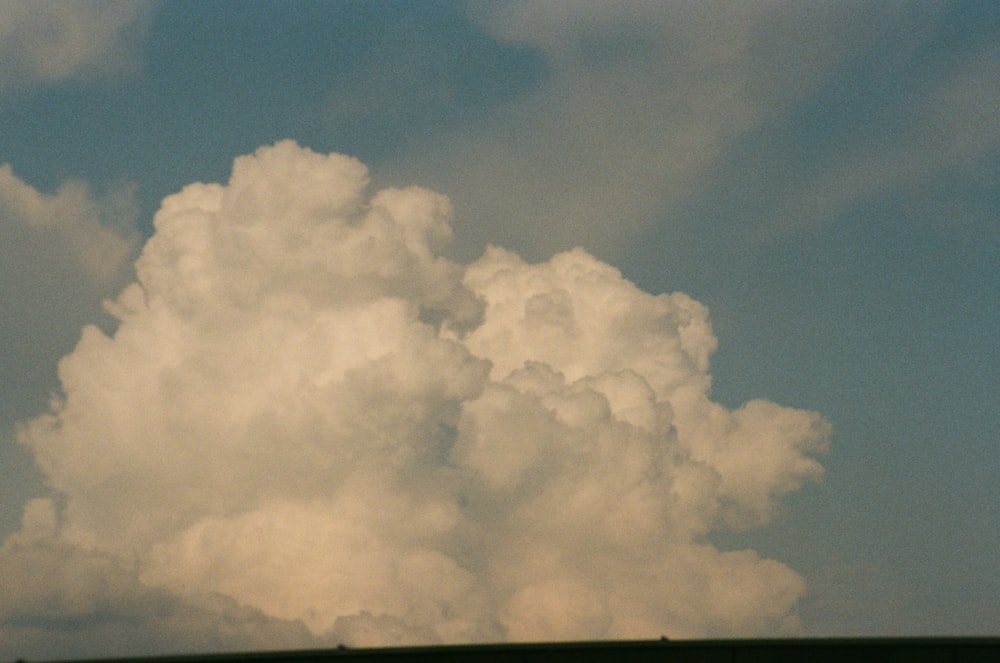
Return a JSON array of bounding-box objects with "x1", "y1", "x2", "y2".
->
[{"x1": 34, "y1": 637, "x2": 1000, "y2": 663}]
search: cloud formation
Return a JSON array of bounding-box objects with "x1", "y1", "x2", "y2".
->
[
  {"x1": 0, "y1": 164, "x2": 139, "y2": 422},
  {"x1": 5, "y1": 142, "x2": 829, "y2": 657},
  {"x1": 767, "y1": 38, "x2": 1000, "y2": 235},
  {"x1": 0, "y1": 498, "x2": 320, "y2": 660},
  {"x1": 386, "y1": 1, "x2": 952, "y2": 259},
  {"x1": 0, "y1": 0, "x2": 153, "y2": 92}
]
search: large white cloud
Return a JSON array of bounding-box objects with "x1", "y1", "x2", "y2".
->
[{"x1": 5, "y1": 142, "x2": 829, "y2": 657}]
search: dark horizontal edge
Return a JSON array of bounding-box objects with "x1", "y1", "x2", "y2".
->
[{"x1": 29, "y1": 637, "x2": 1000, "y2": 663}]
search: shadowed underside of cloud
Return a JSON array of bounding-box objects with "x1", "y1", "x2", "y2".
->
[
  {"x1": 4, "y1": 142, "x2": 829, "y2": 658},
  {"x1": 0, "y1": 499, "x2": 321, "y2": 660}
]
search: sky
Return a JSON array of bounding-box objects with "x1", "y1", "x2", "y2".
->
[{"x1": 0, "y1": 0, "x2": 997, "y2": 659}]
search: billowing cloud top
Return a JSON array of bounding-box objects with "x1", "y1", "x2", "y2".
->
[{"x1": 6, "y1": 142, "x2": 829, "y2": 655}]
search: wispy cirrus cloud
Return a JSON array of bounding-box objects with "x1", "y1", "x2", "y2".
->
[
  {"x1": 0, "y1": 0, "x2": 154, "y2": 92},
  {"x1": 385, "y1": 1, "x2": 951, "y2": 259}
]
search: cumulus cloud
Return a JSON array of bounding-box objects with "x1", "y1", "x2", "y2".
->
[
  {"x1": 0, "y1": 165, "x2": 137, "y2": 284},
  {"x1": 0, "y1": 165, "x2": 139, "y2": 417},
  {"x1": 0, "y1": 500, "x2": 323, "y2": 660},
  {"x1": 0, "y1": 0, "x2": 154, "y2": 92},
  {"x1": 0, "y1": 163, "x2": 140, "y2": 551},
  {"x1": 4, "y1": 142, "x2": 828, "y2": 658}
]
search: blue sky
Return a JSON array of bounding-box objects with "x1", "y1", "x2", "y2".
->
[{"x1": 0, "y1": 1, "x2": 997, "y2": 657}]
